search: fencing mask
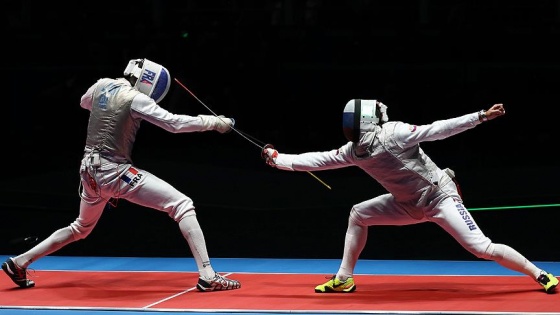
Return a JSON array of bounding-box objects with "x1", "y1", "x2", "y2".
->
[
  {"x1": 342, "y1": 99, "x2": 389, "y2": 142},
  {"x1": 123, "y1": 58, "x2": 171, "y2": 103}
]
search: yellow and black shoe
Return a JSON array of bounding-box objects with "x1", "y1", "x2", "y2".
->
[
  {"x1": 315, "y1": 275, "x2": 356, "y2": 293},
  {"x1": 537, "y1": 271, "x2": 558, "y2": 294}
]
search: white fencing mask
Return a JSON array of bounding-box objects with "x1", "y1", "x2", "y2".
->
[
  {"x1": 342, "y1": 99, "x2": 389, "y2": 142},
  {"x1": 123, "y1": 58, "x2": 171, "y2": 103}
]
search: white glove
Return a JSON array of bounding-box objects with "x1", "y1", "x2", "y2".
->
[
  {"x1": 262, "y1": 148, "x2": 279, "y2": 167},
  {"x1": 198, "y1": 115, "x2": 235, "y2": 133}
]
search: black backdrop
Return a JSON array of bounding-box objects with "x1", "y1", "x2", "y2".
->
[{"x1": 2, "y1": 1, "x2": 559, "y2": 261}]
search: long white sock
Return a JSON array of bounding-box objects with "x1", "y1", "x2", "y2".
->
[
  {"x1": 490, "y1": 243, "x2": 541, "y2": 279},
  {"x1": 15, "y1": 227, "x2": 76, "y2": 268},
  {"x1": 337, "y1": 219, "x2": 368, "y2": 281},
  {"x1": 179, "y1": 214, "x2": 215, "y2": 279}
]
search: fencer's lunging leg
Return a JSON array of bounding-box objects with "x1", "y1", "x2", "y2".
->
[
  {"x1": 479, "y1": 243, "x2": 542, "y2": 279},
  {"x1": 336, "y1": 209, "x2": 369, "y2": 280},
  {"x1": 435, "y1": 197, "x2": 544, "y2": 281},
  {"x1": 179, "y1": 213, "x2": 216, "y2": 279},
  {"x1": 122, "y1": 171, "x2": 218, "y2": 280}
]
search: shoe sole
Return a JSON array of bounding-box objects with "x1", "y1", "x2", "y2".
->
[
  {"x1": 196, "y1": 284, "x2": 240, "y2": 292},
  {"x1": 196, "y1": 279, "x2": 240, "y2": 292},
  {"x1": 315, "y1": 285, "x2": 356, "y2": 293},
  {"x1": 197, "y1": 284, "x2": 212, "y2": 292},
  {"x1": 545, "y1": 283, "x2": 557, "y2": 294}
]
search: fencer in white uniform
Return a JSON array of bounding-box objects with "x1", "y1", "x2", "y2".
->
[
  {"x1": 2, "y1": 58, "x2": 240, "y2": 292},
  {"x1": 263, "y1": 100, "x2": 558, "y2": 294}
]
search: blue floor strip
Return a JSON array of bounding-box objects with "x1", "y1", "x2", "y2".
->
[
  {"x1": 2, "y1": 255, "x2": 558, "y2": 275},
  {"x1": 1, "y1": 255, "x2": 559, "y2": 315}
]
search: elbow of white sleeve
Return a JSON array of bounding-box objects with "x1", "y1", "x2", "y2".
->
[{"x1": 275, "y1": 154, "x2": 294, "y2": 171}]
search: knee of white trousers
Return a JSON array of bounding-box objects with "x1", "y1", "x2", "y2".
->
[
  {"x1": 463, "y1": 238, "x2": 494, "y2": 259},
  {"x1": 172, "y1": 197, "x2": 196, "y2": 222},
  {"x1": 349, "y1": 207, "x2": 368, "y2": 227},
  {"x1": 69, "y1": 222, "x2": 95, "y2": 240}
]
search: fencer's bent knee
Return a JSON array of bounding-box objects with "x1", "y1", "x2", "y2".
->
[
  {"x1": 475, "y1": 243, "x2": 506, "y2": 261},
  {"x1": 171, "y1": 197, "x2": 196, "y2": 222},
  {"x1": 350, "y1": 207, "x2": 367, "y2": 227},
  {"x1": 465, "y1": 240, "x2": 495, "y2": 260},
  {"x1": 69, "y1": 221, "x2": 95, "y2": 240}
]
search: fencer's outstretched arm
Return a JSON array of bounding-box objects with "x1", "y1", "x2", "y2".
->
[
  {"x1": 393, "y1": 103, "x2": 506, "y2": 149},
  {"x1": 80, "y1": 82, "x2": 233, "y2": 134},
  {"x1": 262, "y1": 144, "x2": 354, "y2": 172},
  {"x1": 262, "y1": 104, "x2": 506, "y2": 172},
  {"x1": 131, "y1": 94, "x2": 234, "y2": 134}
]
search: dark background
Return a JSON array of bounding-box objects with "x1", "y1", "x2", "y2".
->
[{"x1": 2, "y1": 1, "x2": 559, "y2": 261}]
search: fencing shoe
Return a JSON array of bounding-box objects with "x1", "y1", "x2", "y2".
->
[
  {"x1": 197, "y1": 273, "x2": 240, "y2": 292},
  {"x1": 315, "y1": 275, "x2": 356, "y2": 293},
  {"x1": 2, "y1": 258, "x2": 35, "y2": 288},
  {"x1": 537, "y1": 271, "x2": 558, "y2": 294}
]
